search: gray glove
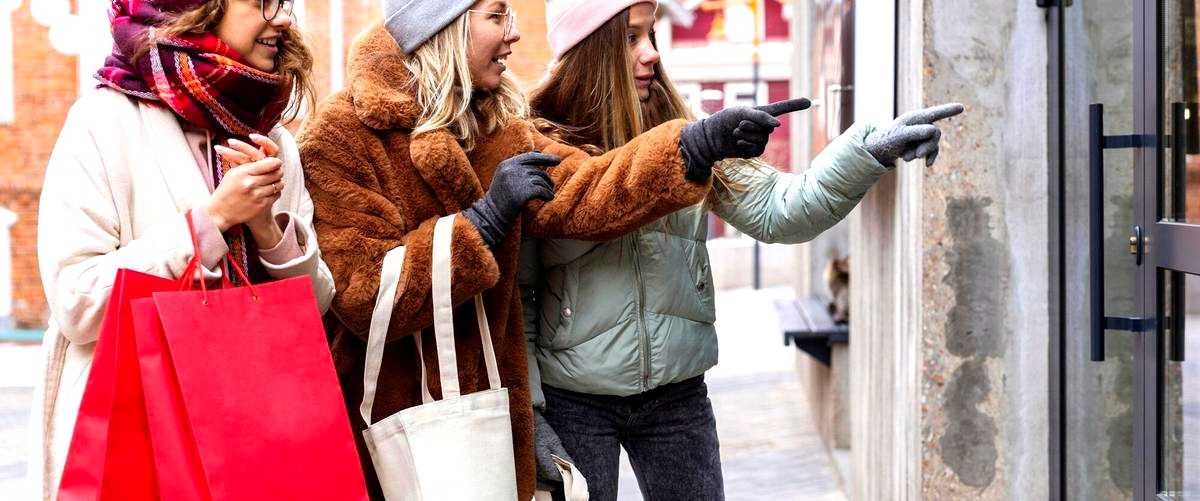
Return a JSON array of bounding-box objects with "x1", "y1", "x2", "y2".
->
[
  {"x1": 680, "y1": 98, "x2": 812, "y2": 181},
  {"x1": 863, "y1": 103, "x2": 965, "y2": 167},
  {"x1": 533, "y1": 408, "x2": 572, "y2": 488},
  {"x1": 463, "y1": 152, "x2": 559, "y2": 247}
]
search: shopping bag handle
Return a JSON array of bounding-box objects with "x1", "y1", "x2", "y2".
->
[
  {"x1": 428, "y1": 214, "x2": 502, "y2": 400},
  {"x1": 360, "y1": 214, "x2": 503, "y2": 423},
  {"x1": 361, "y1": 245, "x2": 429, "y2": 424},
  {"x1": 181, "y1": 211, "x2": 260, "y2": 304}
]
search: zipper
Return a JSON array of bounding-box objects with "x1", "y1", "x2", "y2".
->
[{"x1": 630, "y1": 232, "x2": 650, "y2": 392}]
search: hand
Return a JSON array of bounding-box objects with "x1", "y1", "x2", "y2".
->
[
  {"x1": 679, "y1": 98, "x2": 812, "y2": 181},
  {"x1": 463, "y1": 151, "x2": 560, "y2": 247},
  {"x1": 207, "y1": 135, "x2": 284, "y2": 243},
  {"x1": 533, "y1": 409, "x2": 572, "y2": 487},
  {"x1": 862, "y1": 103, "x2": 965, "y2": 167}
]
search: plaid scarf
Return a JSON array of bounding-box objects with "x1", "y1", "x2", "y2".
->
[{"x1": 97, "y1": 0, "x2": 290, "y2": 282}]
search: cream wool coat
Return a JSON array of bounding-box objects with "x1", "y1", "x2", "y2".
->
[{"x1": 28, "y1": 87, "x2": 336, "y2": 500}]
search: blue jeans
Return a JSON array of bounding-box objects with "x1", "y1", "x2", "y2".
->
[{"x1": 541, "y1": 376, "x2": 725, "y2": 501}]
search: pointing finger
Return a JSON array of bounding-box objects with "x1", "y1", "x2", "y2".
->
[
  {"x1": 900, "y1": 103, "x2": 965, "y2": 125},
  {"x1": 755, "y1": 98, "x2": 812, "y2": 117}
]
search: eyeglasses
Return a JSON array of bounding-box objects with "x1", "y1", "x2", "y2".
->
[
  {"x1": 261, "y1": 0, "x2": 294, "y2": 22},
  {"x1": 467, "y1": 6, "x2": 517, "y2": 39}
]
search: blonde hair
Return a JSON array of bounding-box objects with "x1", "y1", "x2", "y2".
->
[
  {"x1": 135, "y1": 0, "x2": 316, "y2": 126},
  {"x1": 404, "y1": 14, "x2": 527, "y2": 151}
]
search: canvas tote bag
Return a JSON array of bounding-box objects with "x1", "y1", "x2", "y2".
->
[
  {"x1": 360, "y1": 214, "x2": 518, "y2": 500},
  {"x1": 533, "y1": 454, "x2": 590, "y2": 501}
]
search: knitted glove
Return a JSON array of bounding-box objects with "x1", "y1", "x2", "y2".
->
[
  {"x1": 680, "y1": 98, "x2": 812, "y2": 181},
  {"x1": 533, "y1": 408, "x2": 572, "y2": 487},
  {"x1": 463, "y1": 152, "x2": 559, "y2": 247},
  {"x1": 863, "y1": 103, "x2": 965, "y2": 167}
]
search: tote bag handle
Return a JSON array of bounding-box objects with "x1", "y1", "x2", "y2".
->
[{"x1": 360, "y1": 214, "x2": 502, "y2": 424}]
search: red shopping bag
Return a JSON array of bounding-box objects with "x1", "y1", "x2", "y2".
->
[
  {"x1": 60, "y1": 212, "x2": 367, "y2": 500},
  {"x1": 130, "y1": 297, "x2": 209, "y2": 501},
  {"x1": 132, "y1": 213, "x2": 366, "y2": 500},
  {"x1": 56, "y1": 268, "x2": 178, "y2": 501}
]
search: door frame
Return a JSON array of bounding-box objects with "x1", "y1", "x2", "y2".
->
[{"x1": 1134, "y1": 0, "x2": 1157, "y2": 495}]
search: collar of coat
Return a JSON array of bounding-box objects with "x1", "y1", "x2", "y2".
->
[{"x1": 345, "y1": 23, "x2": 536, "y2": 213}]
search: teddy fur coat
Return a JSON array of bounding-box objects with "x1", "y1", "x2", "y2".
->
[{"x1": 297, "y1": 24, "x2": 711, "y2": 499}]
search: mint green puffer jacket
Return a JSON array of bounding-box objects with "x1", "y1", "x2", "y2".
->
[{"x1": 520, "y1": 123, "x2": 888, "y2": 406}]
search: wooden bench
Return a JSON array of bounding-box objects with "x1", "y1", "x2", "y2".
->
[{"x1": 773, "y1": 296, "x2": 848, "y2": 366}]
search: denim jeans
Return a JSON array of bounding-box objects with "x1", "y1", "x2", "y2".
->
[{"x1": 541, "y1": 376, "x2": 724, "y2": 501}]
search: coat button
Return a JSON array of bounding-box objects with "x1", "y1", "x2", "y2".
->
[
  {"x1": 562, "y1": 307, "x2": 573, "y2": 318},
  {"x1": 697, "y1": 281, "x2": 706, "y2": 291}
]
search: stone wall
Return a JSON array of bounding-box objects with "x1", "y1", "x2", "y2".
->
[{"x1": 849, "y1": 0, "x2": 1052, "y2": 498}]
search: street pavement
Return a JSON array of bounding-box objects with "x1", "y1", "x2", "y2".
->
[
  {"x1": 0, "y1": 287, "x2": 845, "y2": 500},
  {"x1": 0, "y1": 340, "x2": 38, "y2": 496},
  {"x1": 615, "y1": 286, "x2": 845, "y2": 501}
]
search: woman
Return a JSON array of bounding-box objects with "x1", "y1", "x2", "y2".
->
[
  {"x1": 31, "y1": 0, "x2": 335, "y2": 498},
  {"x1": 522, "y1": 1, "x2": 964, "y2": 499},
  {"x1": 297, "y1": 0, "x2": 802, "y2": 498}
]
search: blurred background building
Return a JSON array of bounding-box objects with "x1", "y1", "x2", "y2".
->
[{"x1": 3, "y1": 1, "x2": 1200, "y2": 500}]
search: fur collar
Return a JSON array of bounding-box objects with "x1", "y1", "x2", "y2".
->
[
  {"x1": 346, "y1": 24, "x2": 538, "y2": 213},
  {"x1": 347, "y1": 24, "x2": 421, "y2": 131}
]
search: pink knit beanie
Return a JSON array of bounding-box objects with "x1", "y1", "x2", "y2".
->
[{"x1": 546, "y1": 0, "x2": 657, "y2": 61}]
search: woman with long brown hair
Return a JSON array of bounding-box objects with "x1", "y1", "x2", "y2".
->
[
  {"x1": 522, "y1": 2, "x2": 963, "y2": 499},
  {"x1": 31, "y1": 1, "x2": 334, "y2": 498}
]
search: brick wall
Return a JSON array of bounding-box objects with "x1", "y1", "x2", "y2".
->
[
  {"x1": 509, "y1": 0, "x2": 552, "y2": 90},
  {"x1": 0, "y1": 3, "x2": 78, "y2": 328},
  {"x1": 1, "y1": 1, "x2": 556, "y2": 329}
]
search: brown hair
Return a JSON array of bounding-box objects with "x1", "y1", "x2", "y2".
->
[
  {"x1": 134, "y1": 0, "x2": 315, "y2": 126},
  {"x1": 529, "y1": 9, "x2": 761, "y2": 201}
]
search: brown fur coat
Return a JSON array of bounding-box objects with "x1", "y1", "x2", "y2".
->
[{"x1": 298, "y1": 24, "x2": 710, "y2": 499}]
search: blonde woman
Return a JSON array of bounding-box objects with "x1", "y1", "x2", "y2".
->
[
  {"x1": 297, "y1": 0, "x2": 806, "y2": 497},
  {"x1": 32, "y1": 0, "x2": 334, "y2": 498}
]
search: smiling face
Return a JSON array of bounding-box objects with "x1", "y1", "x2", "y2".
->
[
  {"x1": 213, "y1": 0, "x2": 293, "y2": 72},
  {"x1": 466, "y1": 0, "x2": 520, "y2": 91},
  {"x1": 625, "y1": 3, "x2": 660, "y2": 101}
]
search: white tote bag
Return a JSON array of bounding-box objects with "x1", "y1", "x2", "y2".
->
[
  {"x1": 360, "y1": 214, "x2": 518, "y2": 500},
  {"x1": 533, "y1": 454, "x2": 590, "y2": 501}
]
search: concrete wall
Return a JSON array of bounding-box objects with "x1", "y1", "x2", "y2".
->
[{"x1": 849, "y1": 0, "x2": 1051, "y2": 498}]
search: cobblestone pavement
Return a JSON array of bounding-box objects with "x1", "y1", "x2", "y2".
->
[{"x1": 0, "y1": 288, "x2": 844, "y2": 500}]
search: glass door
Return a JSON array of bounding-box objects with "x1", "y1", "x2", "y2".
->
[
  {"x1": 1063, "y1": 0, "x2": 1143, "y2": 498},
  {"x1": 1154, "y1": 1, "x2": 1200, "y2": 498},
  {"x1": 1060, "y1": 0, "x2": 1199, "y2": 498}
]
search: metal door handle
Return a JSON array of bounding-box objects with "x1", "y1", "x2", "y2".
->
[
  {"x1": 1170, "y1": 102, "x2": 1187, "y2": 362},
  {"x1": 1089, "y1": 103, "x2": 1156, "y2": 362}
]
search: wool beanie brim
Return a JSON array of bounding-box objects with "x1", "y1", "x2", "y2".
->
[
  {"x1": 383, "y1": 0, "x2": 477, "y2": 54},
  {"x1": 546, "y1": 0, "x2": 657, "y2": 61}
]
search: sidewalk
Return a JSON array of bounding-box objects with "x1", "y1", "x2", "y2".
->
[
  {"x1": 0, "y1": 289, "x2": 845, "y2": 500},
  {"x1": 0, "y1": 340, "x2": 38, "y2": 495},
  {"x1": 617, "y1": 287, "x2": 845, "y2": 501}
]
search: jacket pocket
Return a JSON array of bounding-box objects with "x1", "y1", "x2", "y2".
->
[
  {"x1": 539, "y1": 263, "x2": 578, "y2": 348},
  {"x1": 691, "y1": 250, "x2": 717, "y2": 324}
]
